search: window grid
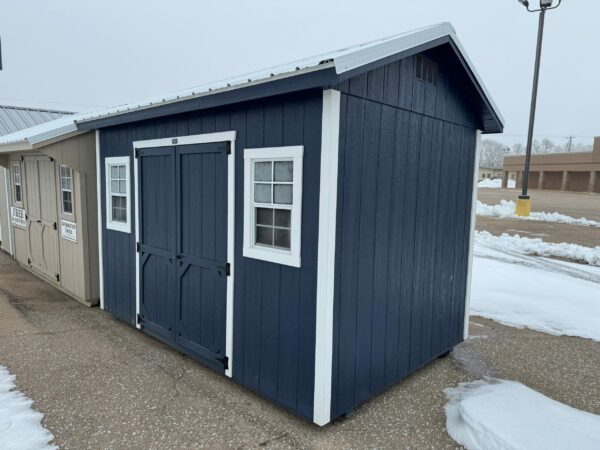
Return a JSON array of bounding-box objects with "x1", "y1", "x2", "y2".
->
[
  {"x1": 60, "y1": 165, "x2": 73, "y2": 215},
  {"x1": 109, "y1": 164, "x2": 128, "y2": 223},
  {"x1": 12, "y1": 163, "x2": 22, "y2": 204}
]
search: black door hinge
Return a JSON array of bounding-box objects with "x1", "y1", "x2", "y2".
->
[
  {"x1": 136, "y1": 242, "x2": 141, "y2": 252},
  {"x1": 20, "y1": 155, "x2": 24, "y2": 162},
  {"x1": 137, "y1": 314, "x2": 145, "y2": 324},
  {"x1": 52, "y1": 222, "x2": 57, "y2": 230},
  {"x1": 27, "y1": 258, "x2": 31, "y2": 265},
  {"x1": 221, "y1": 141, "x2": 231, "y2": 155},
  {"x1": 219, "y1": 262, "x2": 231, "y2": 276},
  {"x1": 55, "y1": 274, "x2": 60, "y2": 282},
  {"x1": 134, "y1": 148, "x2": 139, "y2": 158},
  {"x1": 217, "y1": 355, "x2": 229, "y2": 370}
]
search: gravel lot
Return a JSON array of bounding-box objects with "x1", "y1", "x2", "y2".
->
[{"x1": 1, "y1": 251, "x2": 598, "y2": 449}]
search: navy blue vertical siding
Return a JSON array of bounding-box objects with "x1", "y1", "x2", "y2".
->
[
  {"x1": 100, "y1": 91, "x2": 322, "y2": 421},
  {"x1": 331, "y1": 51, "x2": 479, "y2": 418}
]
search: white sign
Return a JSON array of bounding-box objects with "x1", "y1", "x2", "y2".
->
[
  {"x1": 10, "y1": 207, "x2": 27, "y2": 229},
  {"x1": 60, "y1": 219, "x2": 77, "y2": 242}
]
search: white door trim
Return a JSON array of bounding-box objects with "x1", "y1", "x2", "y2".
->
[
  {"x1": 95, "y1": 131, "x2": 105, "y2": 309},
  {"x1": 3, "y1": 167, "x2": 14, "y2": 256},
  {"x1": 133, "y1": 131, "x2": 236, "y2": 377},
  {"x1": 464, "y1": 129, "x2": 482, "y2": 340},
  {"x1": 313, "y1": 89, "x2": 341, "y2": 426}
]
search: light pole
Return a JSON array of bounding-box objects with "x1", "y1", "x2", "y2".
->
[{"x1": 515, "y1": 0, "x2": 561, "y2": 217}]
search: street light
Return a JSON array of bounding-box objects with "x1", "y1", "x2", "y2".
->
[{"x1": 515, "y1": 0, "x2": 562, "y2": 217}]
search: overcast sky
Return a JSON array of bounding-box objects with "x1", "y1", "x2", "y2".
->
[{"x1": 0, "y1": 0, "x2": 598, "y2": 146}]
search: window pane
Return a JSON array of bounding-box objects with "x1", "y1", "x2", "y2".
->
[
  {"x1": 110, "y1": 165, "x2": 118, "y2": 179},
  {"x1": 111, "y1": 180, "x2": 119, "y2": 193},
  {"x1": 256, "y1": 226, "x2": 273, "y2": 246},
  {"x1": 274, "y1": 209, "x2": 291, "y2": 227},
  {"x1": 119, "y1": 165, "x2": 126, "y2": 180},
  {"x1": 63, "y1": 191, "x2": 73, "y2": 214},
  {"x1": 60, "y1": 166, "x2": 66, "y2": 178},
  {"x1": 15, "y1": 185, "x2": 21, "y2": 203},
  {"x1": 274, "y1": 228, "x2": 291, "y2": 249},
  {"x1": 256, "y1": 207, "x2": 273, "y2": 226},
  {"x1": 273, "y1": 184, "x2": 292, "y2": 204},
  {"x1": 274, "y1": 161, "x2": 293, "y2": 182},
  {"x1": 112, "y1": 196, "x2": 127, "y2": 222},
  {"x1": 119, "y1": 180, "x2": 127, "y2": 194},
  {"x1": 254, "y1": 183, "x2": 271, "y2": 203},
  {"x1": 254, "y1": 161, "x2": 272, "y2": 182}
]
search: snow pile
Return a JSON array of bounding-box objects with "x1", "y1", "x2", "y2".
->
[
  {"x1": 477, "y1": 179, "x2": 516, "y2": 188},
  {"x1": 476, "y1": 199, "x2": 600, "y2": 227},
  {"x1": 471, "y1": 254, "x2": 600, "y2": 341},
  {"x1": 444, "y1": 378, "x2": 600, "y2": 450},
  {"x1": 0, "y1": 366, "x2": 56, "y2": 450},
  {"x1": 475, "y1": 230, "x2": 600, "y2": 266}
]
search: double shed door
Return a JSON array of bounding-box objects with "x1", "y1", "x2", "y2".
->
[
  {"x1": 137, "y1": 142, "x2": 229, "y2": 369},
  {"x1": 24, "y1": 157, "x2": 60, "y2": 282}
]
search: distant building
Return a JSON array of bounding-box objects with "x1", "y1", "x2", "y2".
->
[
  {"x1": 478, "y1": 166, "x2": 503, "y2": 180},
  {"x1": 502, "y1": 137, "x2": 600, "y2": 193}
]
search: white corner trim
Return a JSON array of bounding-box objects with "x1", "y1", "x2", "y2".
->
[
  {"x1": 132, "y1": 132, "x2": 236, "y2": 376},
  {"x1": 464, "y1": 129, "x2": 481, "y2": 340},
  {"x1": 95, "y1": 131, "x2": 105, "y2": 309},
  {"x1": 313, "y1": 89, "x2": 341, "y2": 426},
  {"x1": 3, "y1": 167, "x2": 14, "y2": 256}
]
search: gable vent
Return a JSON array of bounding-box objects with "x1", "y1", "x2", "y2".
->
[{"x1": 415, "y1": 55, "x2": 437, "y2": 85}]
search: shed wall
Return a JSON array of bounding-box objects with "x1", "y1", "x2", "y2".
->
[
  {"x1": 331, "y1": 52, "x2": 478, "y2": 418},
  {"x1": 99, "y1": 91, "x2": 322, "y2": 420}
]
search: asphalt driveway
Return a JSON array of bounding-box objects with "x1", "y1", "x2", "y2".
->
[{"x1": 0, "y1": 251, "x2": 598, "y2": 449}]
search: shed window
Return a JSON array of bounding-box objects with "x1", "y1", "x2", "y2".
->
[
  {"x1": 60, "y1": 165, "x2": 74, "y2": 215},
  {"x1": 243, "y1": 146, "x2": 303, "y2": 267},
  {"x1": 105, "y1": 156, "x2": 131, "y2": 233},
  {"x1": 415, "y1": 54, "x2": 438, "y2": 85},
  {"x1": 11, "y1": 162, "x2": 22, "y2": 204}
]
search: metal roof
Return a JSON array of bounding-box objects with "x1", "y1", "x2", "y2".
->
[
  {"x1": 0, "y1": 105, "x2": 72, "y2": 137},
  {"x1": 0, "y1": 22, "x2": 504, "y2": 149},
  {"x1": 76, "y1": 22, "x2": 503, "y2": 130}
]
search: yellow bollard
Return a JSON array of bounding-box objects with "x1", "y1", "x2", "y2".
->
[{"x1": 515, "y1": 196, "x2": 531, "y2": 217}]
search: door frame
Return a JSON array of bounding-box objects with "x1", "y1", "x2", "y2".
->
[{"x1": 132, "y1": 130, "x2": 236, "y2": 377}]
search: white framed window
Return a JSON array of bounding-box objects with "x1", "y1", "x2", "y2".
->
[
  {"x1": 60, "y1": 165, "x2": 74, "y2": 215},
  {"x1": 105, "y1": 156, "x2": 131, "y2": 233},
  {"x1": 11, "y1": 162, "x2": 22, "y2": 205},
  {"x1": 243, "y1": 146, "x2": 303, "y2": 267}
]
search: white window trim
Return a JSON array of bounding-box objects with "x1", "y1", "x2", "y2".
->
[
  {"x1": 243, "y1": 146, "x2": 303, "y2": 268},
  {"x1": 105, "y1": 156, "x2": 131, "y2": 233},
  {"x1": 11, "y1": 161, "x2": 23, "y2": 206},
  {"x1": 59, "y1": 165, "x2": 74, "y2": 216}
]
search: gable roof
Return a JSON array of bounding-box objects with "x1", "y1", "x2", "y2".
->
[
  {"x1": 0, "y1": 105, "x2": 72, "y2": 137},
  {"x1": 77, "y1": 22, "x2": 503, "y2": 133}
]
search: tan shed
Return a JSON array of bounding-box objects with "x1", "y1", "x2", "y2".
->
[{"x1": 0, "y1": 116, "x2": 99, "y2": 306}]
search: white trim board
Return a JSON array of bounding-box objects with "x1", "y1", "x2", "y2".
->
[
  {"x1": 132, "y1": 131, "x2": 236, "y2": 378},
  {"x1": 313, "y1": 89, "x2": 341, "y2": 426},
  {"x1": 463, "y1": 129, "x2": 481, "y2": 340},
  {"x1": 95, "y1": 131, "x2": 105, "y2": 309}
]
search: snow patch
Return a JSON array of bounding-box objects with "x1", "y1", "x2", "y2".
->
[
  {"x1": 444, "y1": 378, "x2": 600, "y2": 450},
  {"x1": 0, "y1": 366, "x2": 56, "y2": 450},
  {"x1": 476, "y1": 199, "x2": 600, "y2": 227},
  {"x1": 471, "y1": 254, "x2": 600, "y2": 341},
  {"x1": 477, "y1": 178, "x2": 515, "y2": 188},
  {"x1": 475, "y1": 230, "x2": 600, "y2": 266}
]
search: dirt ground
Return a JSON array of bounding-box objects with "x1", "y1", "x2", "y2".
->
[
  {"x1": 476, "y1": 188, "x2": 600, "y2": 247},
  {"x1": 1, "y1": 251, "x2": 599, "y2": 449}
]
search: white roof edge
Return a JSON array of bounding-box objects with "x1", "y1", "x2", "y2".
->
[{"x1": 0, "y1": 114, "x2": 81, "y2": 148}]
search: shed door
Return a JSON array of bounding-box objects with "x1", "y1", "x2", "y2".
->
[
  {"x1": 138, "y1": 142, "x2": 228, "y2": 367},
  {"x1": 25, "y1": 158, "x2": 60, "y2": 281}
]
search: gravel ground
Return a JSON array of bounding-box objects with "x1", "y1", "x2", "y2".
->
[{"x1": 0, "y1": 251, "x2": 598, "y2": 449}]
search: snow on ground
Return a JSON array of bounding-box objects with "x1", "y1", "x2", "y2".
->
[
  {"x1": 475, "y1": 230, "x2": 600, "y2": 266},
  {"x1": 471, "y1": 249, "x2": 600, "y2": 341},
  {"x1": 477, "y1": 178, "x2": 515, "y2": 188},
  {"x1": 0, "y1": 366, "x2": 56, "y2": 450},
  {"x1": 476, "y1": 199, "x2": 600, "y2": 227},
  {"x1": 444, "y1": 378, "x2": 600, "y2": 450}
]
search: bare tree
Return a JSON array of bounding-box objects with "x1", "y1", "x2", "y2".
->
[{"x1": 480, "y1": 139, "x2": 505, "y2": 168}]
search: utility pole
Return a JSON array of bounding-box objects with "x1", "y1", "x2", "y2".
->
[
  {"x1": 565, "y1": 135, "x2": 574, "y2": 152},
  {"x1": 515, "y1": 0, "x2": 562, "y2": 217}
]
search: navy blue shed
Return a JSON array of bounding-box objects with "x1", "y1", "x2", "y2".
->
[{"x1": 77, "y1": 23, "x2": 503, "y2": 425}]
